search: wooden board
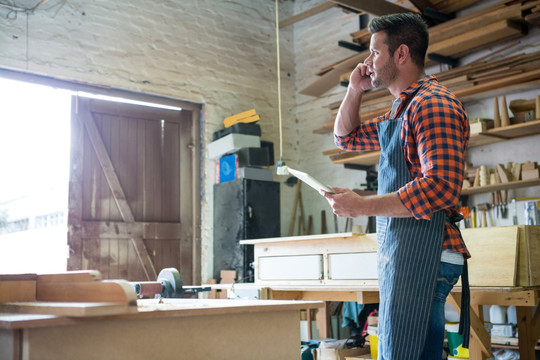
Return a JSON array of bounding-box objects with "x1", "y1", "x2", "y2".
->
[
  {"x1": 0, "y1": 274, "x2": 37, "y2": 303},
  {"x1": 0, "y1": 301, "x2": 137, "y2": 317},
  {"x1": 0, "y1": 299, "x2": 320, "y2": 360},
  {"x1": 526, "y1": 226, "x2": 540, "y2": 286},
  {"x1": 36, "y1": 279, "x2": 137, "y2": 304},
  {"x1": 461, "y1": 227, "x2": 519, "y2": 287}
]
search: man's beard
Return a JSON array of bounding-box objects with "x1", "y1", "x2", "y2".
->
[{"x1": 371, "y1": 58, "x2": 399, "y2": 89}]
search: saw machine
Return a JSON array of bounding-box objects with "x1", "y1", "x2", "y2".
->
[
  {"x1": 0, "y1": 268, "x2": 210, "y2": 317},
  {"x1": 130, "y1": 267, "x2": 211, "y2": 299}
]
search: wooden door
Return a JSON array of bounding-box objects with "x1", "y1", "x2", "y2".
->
[{"x1": 67, "y1": 96, "x2": 200, "y2": 284}]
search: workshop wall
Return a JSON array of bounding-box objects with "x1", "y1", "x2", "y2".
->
[
  {"x1": 292, "y1": 0, "x2": 540, "y2": 234},
  {"x1": 2, "y1": 0, "x2": 540, "y2": 282},
  {"x1": 0, "y1": 0, "x2": 297, "y2": 283}
]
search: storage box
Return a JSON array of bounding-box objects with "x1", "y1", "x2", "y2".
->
[
  {"x1": 212, "y1": 123, "x2": 261, "y2": 141},
  {"x1": 216, "y1": 155, "x2": 273, "y2": 183},
  {"x1": 207, "y1": 133, "x2": 260, "y2": 159}
]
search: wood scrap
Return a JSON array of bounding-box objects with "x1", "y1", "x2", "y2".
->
[
  {"x1": 501, "y1": 96, "x2": 510, "y2": 127},
  {"x1": 494, "y1": 97, "x2": 501, "y2": 127},
  {"x1": 496, "y1": 163, "x2": 512, "y2": 183}
]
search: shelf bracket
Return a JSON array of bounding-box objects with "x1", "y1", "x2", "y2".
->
[{"x1": 428, "y1": 52, "x2": 459, "y2": 67}]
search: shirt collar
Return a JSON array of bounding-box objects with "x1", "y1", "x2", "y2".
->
[{"x1": 398, "y1": 74, "x2": 435, "y2": 103}]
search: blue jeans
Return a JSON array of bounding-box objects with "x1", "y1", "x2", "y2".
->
[{"x1": 419, "y1": 262, "x2": 463, "y2": 360}]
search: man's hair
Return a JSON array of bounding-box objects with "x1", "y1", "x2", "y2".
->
[{"x1": 368, "y1": 13, "x2": 429, "y2": 68}]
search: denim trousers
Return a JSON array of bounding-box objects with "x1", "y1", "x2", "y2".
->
[
  {"x1": 378, "y1": 262, "x2": 463, "y2": 359},
  {"x1": 419, "y1": 261, "x2": 463, "y2": 360}
]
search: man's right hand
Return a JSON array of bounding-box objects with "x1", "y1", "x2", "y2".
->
[{"x1": 349, "y1": 62, "x2": 373, "y2": 92}]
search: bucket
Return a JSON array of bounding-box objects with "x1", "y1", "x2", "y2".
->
[
  {"x1": 445, "y1": 322, "x2": 469, "y2": 359},
  {"x1": 367, "y1": 325, "x2": 378, "y2": 360}
]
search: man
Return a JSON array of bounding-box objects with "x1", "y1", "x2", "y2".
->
[{"x1": 323, "y1": 13, "x2": 471, "y2": 359}]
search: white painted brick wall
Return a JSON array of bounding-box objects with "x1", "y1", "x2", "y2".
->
[{"x1": 0, "y1": 0, "x2": 296, "y2": 283}]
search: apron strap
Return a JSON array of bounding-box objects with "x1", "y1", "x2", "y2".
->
[
  {"x1": 447, "y1": 212, "x2": 470, "y2": 348},
  {"x1": 459, "y1": 260, "x2": 471, "y2": 348}
]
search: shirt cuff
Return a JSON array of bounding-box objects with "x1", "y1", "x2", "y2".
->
[{"x1": 397, "y1": 185, "x2": 432, "y2": 220}]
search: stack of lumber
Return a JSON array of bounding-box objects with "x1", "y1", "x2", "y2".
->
[
  {"x1": 301, "y1": 0, "x2": 537, "y2": 97},
  {"x1": 524, "y1": 1, "x2": 540, "y2": 24},
  {"x1": 314, "y1": 49, "x2": 540, "y2": 135},
  {"x1": 0, "y1": 270, "x2": 137, "y2": 317}
]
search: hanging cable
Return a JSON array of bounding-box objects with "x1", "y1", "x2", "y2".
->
[{"x1": 274, "y1": 0, "x2": 289, "y2": 175}]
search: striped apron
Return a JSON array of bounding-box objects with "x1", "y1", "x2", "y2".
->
[{"x1": 376, "y1": 97, "x2": 446, "y2": 359}]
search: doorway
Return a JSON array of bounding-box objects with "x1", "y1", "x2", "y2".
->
[{"x1": 0, "y1": 71, "x2": 202, "y2": 284}]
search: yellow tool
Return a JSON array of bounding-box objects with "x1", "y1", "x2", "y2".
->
[{"x1": 224, "y1": 109, "x2": 259, "y2": 128}]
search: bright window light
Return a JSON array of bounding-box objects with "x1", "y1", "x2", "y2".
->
[{"x1": 0, "y1": 77, "x2": 71, "y2": 274}]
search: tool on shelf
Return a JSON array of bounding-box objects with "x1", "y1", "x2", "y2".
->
[{"x1": 477, "y1": 203, "x2": 491, "y2": 227}]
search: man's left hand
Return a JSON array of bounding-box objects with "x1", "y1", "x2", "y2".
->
[{"x1": 321, "y1": 187, "x2": 364, "y2": 218}]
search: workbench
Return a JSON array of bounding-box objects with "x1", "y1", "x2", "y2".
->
[
  {"x1": 239, "y1": 226, "x2": 540, "y2": 360},
  {"x1": 0, "y1": 298, "x2": 322, "y2": 360}
]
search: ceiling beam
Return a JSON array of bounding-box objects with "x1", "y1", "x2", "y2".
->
[{"x1": 330, "y1": 0, "x2": 411, "y2": 16}]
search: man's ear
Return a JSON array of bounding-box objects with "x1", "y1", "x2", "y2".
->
[{"x1": 396, "y1": 44, "x2": 410, "y2": 64}]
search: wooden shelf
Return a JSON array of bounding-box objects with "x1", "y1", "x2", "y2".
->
[
  {"x1": 491, "y1": 336, "x2": 540, "y2": 351},
  {"x1": 461, "y1": 177, "x2": 540, "y2": 195},
  {"x1": 472, "y1": 119, "x2": 540, "y2": 143},
  {"x1": 325, "y1": 120, "x2": 540, "y2": 167}
]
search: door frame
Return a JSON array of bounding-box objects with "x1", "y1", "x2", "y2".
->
[{"x1": 0, "y1": 68, "x2": 203, "y2": 284}]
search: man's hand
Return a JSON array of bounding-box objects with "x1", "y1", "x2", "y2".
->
[
  {"x1": 322, "y1": 188, "x2": 414, "y2": 219},
  {"x1": 321, "y1": 187, "x2": 365, "y2": 218},
  {"x1": 334, "y1": 63, "x2": 372, "y2": 136},
  {"x1": 349, "y1": 62, "x2": 373, "y2": 92}
]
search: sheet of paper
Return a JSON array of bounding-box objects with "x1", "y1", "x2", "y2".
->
[{"x1": 287, "y1": 167, "x2": 335, "y2": 194}]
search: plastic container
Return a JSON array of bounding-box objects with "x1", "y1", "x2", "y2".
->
[
  {"x1": 445, "y1": 322, "x2": 470, "y2": 359},
  {"x1": 367, "y1": 325, "x2": 378, "y2": 360},
  {"x1": 507, "y1": 305, "x2": 517, "y2": 325},
  {"x1": 489, "y1": 305, "x2": 507, "y2": 324}
]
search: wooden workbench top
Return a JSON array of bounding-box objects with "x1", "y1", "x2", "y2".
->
[{"x1": 0, "y1": 298, "x2": 322, "y2": 330}]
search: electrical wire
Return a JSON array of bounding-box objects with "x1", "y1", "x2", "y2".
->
[{"x1": 275, "y1": 0, "x2": 283, "y2": 162}]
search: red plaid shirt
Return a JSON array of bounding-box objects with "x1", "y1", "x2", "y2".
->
[{"x1": 335, "y1": 75, "x2": 470, "y2": 258}]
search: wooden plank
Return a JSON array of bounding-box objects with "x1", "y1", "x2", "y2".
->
[
  {"x1": 0, "y1": 274, "x2": 37, "y2": 303},
  {"x1": 461, "y1": 226, "x2": 518, "y2": 287},
  {"x1": 331, "y1": 150, "x2": 381, "y2": 165},
  {"x1": 0, "y1": 301, "x2": 137, "y2": 317},
  {"x1": 179, "y1": 110, "x2": 195, "y2": 284},
  {"x1": 516, "y1": 307, "x2": 536, "y2": 360},
  {"x1": 37, "y1": 271, "x2": 101, "y2": 283},
  {"x1": 517, "y1": 226, "x2": 530, "y2": 287},
  {"x1": 268, "y1": 289, "x2": 359, "y2": 302},
  {"x1": 4, "y1": 302, "x2": 307, "y2": 360},
  {"x1": 531, "y1": 306, "x2": 540, "y2": 347},
  {"x1": 331, "y1": 0, "x2": 410, "y2": 16},
  {"x1": 461, "y1": 178, "x2": 540, "y2": 196},
  {"x1": 279, "y1": 2, "x2": 335, "y2": 28},
  {"x1": 35, "y1": 280, "x2": 137, "y2": 304},
  {"x1": 526, "y1": 226, "x2": 540, "y2": 286},
  {"x1": 68, "y1": 96, "x2": 85, "y2": 271},
  {"x1": 428, "y1": 20, "x2": 526, "y2": 58},
  {"x1": 469, "y1": 289, "x2": 538, "y2": 307},
  {"x1": 81, "y1": 107, "x2": 135, "y2": 223}
]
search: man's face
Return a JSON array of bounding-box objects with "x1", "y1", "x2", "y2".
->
[{"x1": 365, "y1": 31, "x2": 398, "y2": 89}]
